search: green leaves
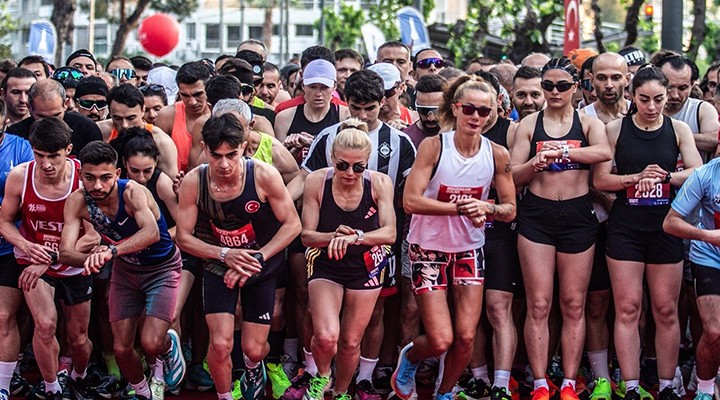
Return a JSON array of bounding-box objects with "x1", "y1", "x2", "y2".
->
[
  {"x1": 315, "y1": 4, "x2": 365, "y2": 50},
  {"x1": 0, "y1": 3, "x2": 17, "y2": 59}
]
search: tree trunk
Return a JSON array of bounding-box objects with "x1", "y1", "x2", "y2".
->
[
  {"x1": 111, "y1": 0, "x2": 153, "y2": 57},
  {"x1": 623, "y1": 0, "x2": 644, "y2": 46},
  {"x1": 507, "y1": 0, "x2": 560, "y2": 63},
  {"x1": 51, "y1": 0, "x2": 77, "y2": 66},
  {"x1": 686, "y1": 0, "x2": 706, "y2": 58},
  {"x1": 591, "y1": 0, "x2": 606, "y2": 53},
  {"x1": 262, "y1": 1, "x2": 276, "y2": 54}
]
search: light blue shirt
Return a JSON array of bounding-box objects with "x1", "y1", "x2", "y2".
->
[
  {"x1": 671, "y1": 157, "x2": 720, "y2": 269},
  {"x1": 0, "y1": 134, "x2": 33, "y2": 256}
]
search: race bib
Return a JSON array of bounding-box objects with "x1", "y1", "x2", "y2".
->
[
  {"x1": 437, "y1": 184, "x2": 484, "y2": 203},
  {"x1": 536, "y1": 140, "x2": 582, "y2": 171},
  {"x1": 212, "y1": 222, "x2": 259, "y2": 249},
  {"x1": 363, "y1": 245, "x2": 388, "y2": 279},
  {"x1": 714, "y1": 211, "x2": 720, "y2": 229},
  {"x1": 626, "y1": 183, "x2": 670, "y2": 206}
]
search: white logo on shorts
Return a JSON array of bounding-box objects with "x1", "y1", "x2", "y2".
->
[{"x1": 258, "y1": 312, "x2": 271, "y2": 321}]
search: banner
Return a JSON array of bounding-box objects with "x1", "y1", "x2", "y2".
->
[
  {"x1": 397, "y1": 6, "x2": 430, "y2": 56},
  {"x1": 362, "y1": 23, "x2": 386, "y2": 63},
  {"x1": 28, "y1": 19, "x2": 57, "y2": 64}
]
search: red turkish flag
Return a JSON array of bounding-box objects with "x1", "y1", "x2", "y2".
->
[{"x1": 564, "y1": 0, "x2": 580, "y2": 54}]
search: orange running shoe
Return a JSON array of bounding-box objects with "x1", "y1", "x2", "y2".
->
[
  {"x1": 560, "y1": 385, "x2": 581, "y2": 400},
  {"x1": 531, "y1": 386, "x2": 551, "y2": 400}
]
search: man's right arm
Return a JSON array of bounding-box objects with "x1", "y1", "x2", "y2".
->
[
  {"x1": 59, "y1": 190, "x2": 92, "y2": 268},
  {"x1": 189, "y1": 115, "x2": 209, "y2": 170}
]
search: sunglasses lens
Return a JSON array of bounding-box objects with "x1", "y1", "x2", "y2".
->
[
  {"x1": 336, "y1": 161, "x2": 350, "y2": 171},
  {"x1": 418, "y1": 58, "x2": 444, "y2": 69},
  {"x1": 477, "y1": 107, "x2": 491, "y2": 117},
  {"x1": 352, "y1": 164, "x2": 366, "y2": 173},
  {"x1": 417, "y1": 106, "x2": 437, "y2": 116},
  {"x1": 78, "y1": 100, "x2": 107, "y2": 109},
  {"x1": 542, "y1": 81, "x2": 574, "y2": 92}
]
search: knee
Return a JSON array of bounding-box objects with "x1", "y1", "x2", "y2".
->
[
  {"x1": 313, "y1": 329, "x2": 339, "y2": 352},
  {"x1": 652, "y1": 302, "x2": 678, "y2": 325},
  {"x1": 586, "y1": 301, "x2": 605, "y2": 321},
  {"x1": 487, "y1": 301, "x2": 511, "y2": 327},
  {"x1": 243, "y1": 341, "x2": 266, "y2": 362},
  {"x1": 113, "y1": 340, "x2": 134, "y2": 358},
  {"x1": 452, "y1": 330, "x2": 476, "y2": 353},
  {"x1": 34, "y1": 316, "x2": 58, "y2": 340},
  {"x1": 527, "y1": 298, "x2": 551, "y2": 321},
  {"x1": 703, "y1": 323, "x2": 720, "y2": 343},
  {"x1": 561, "y1": 297, "x2": 585, "y2": 322},
  {"x1": 338, "y1": 337, "x2": 361, "y2": 355},
  {"x1": 68, "y1": 331, "x2": 90, "y2": 351},
  {"x1": 209, "y1": 334, "x2": 233, "y2": 358},
  {"x1": 615, "y1": 301, "x2": 641, "y2": 324},
  {"x1": 428, "y1": 331, "x2": 453, "y2": 354},
  {"x1": 140, "y1": 333, "x2": 167, "y2": 356}
]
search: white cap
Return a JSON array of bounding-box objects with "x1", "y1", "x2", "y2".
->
[
  {"x1": 367, "y1": 63, "x2": 401, "y2": 90},
  {"x1": 147, "y1": 66, "x2": 179, "y2": 105},
  {"x1": 303, "y1": 59, "x2": 336, "y2": 87}
]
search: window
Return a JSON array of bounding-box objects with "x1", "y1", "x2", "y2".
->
[
  {"x1": 272, "y1": 24, "x2": 279, "y2": 36},
  {"x1": 295, "y1": 24, "x2": 314, "y2": 37},
  {"x1": 227, "y1": 25, "x2": 242, "y2": 48},
  {"x1": 206, "y1": 24, "x2": 220, "y2": 49},
  {"x1": 248, "y1": 26, "x2": 262, "y2": 40},
  {"x1": 186, "y1": 23, "x2": 196, "y2": 40},
  {"x1": 76, "y1": 26, "x2": 89, "y2": 49},
  {"x1": 94, "y1": 23, "x2": 107, "y2": 55}
]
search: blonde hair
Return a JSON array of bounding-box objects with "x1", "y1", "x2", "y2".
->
[
  {"x1": 439, "y1": 75, "x2": 497, "y2": 127},
  {"x1": 332, "y1": 118, "x2": 372, "y2": 156}
]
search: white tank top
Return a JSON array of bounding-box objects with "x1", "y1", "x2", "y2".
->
[{"x1": 407, "y1": 131, "x2": 495, "y2": 252}]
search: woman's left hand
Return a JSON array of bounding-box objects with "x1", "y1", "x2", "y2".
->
[{"x1": 328, "y1": 234, "x2": 356, "y2": 260}]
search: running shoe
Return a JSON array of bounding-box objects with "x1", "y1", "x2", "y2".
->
[
  {"x1": 625, "y1": 389, "x2": 642, "y2": 400},
  {"x1": 267, "y1": 361, "x2": 292, "y2": 399},
  {"x1": 162, "y1": 329, "x2": 186, "y2": 389},
  {"x1": 58, "y1": 372, "x2": 71, "y2": 400},
  {"x1": 456, "y1": 377, "x2": 490, "y2": 400},
  {"x1": 373, "y1": 365, "x2": 393, "y2": 394},
  {"x1": 390, "y1": 343, "x2": 418, "y2": 400},
  {"x1": 334, "y1": 393, "x2": 352, "y2": 400},
  {"x1": 241, "y1": 361, "x2": 267, "y2": 400},
  {"x1": 10, "y1": 371, "x2": 31, "y2": 396},
  {"x1": 435, "y1": 392, "x2": 453, "y2": 400},
  {"x1": 184, "y1": 363, "x2": 214, "y2": 392},
  {"x1": 531, "y1": 386, "x2": 551, "y2": 400},
  {"x1": 560, "y1": 385, "x2": 580, "y2": 400},
  {"x1": 355, "y1": 379, "x2": 382, "y2": 400},
  {"x1": 489, "y1": 386, "x2": 512, "y2": 400},
  {"x1": 673, "y1": 366, "x2": 686, "y2": 396},
  {"x1": 69, "y1": 377, "x2": 95, "y2": 400},
  {"x1": 45, "y1": 393, "x2": 64, "y2": 400},
  {"x1": 695, "y1": 392, "x2": 713, "y2": 400},
  {"x1": 590, "y1": 378, "x2": 612, "y2": 400},
  {"x1": 150, "y1": 376, "x2": 165, "y2": 400},
  {"x1": 231, "y1": 379, "x2": 242, "y2": 400},
  {"x1": 615, "y1": 381, "x2": 654, "y2": 400},
  {"x1": 119, "y1": 382, "x2": 136, "y2": 400},
  {"x1": 0, "y1": 389, "x2": 7, "y2": 400},
  {"x1": 283, "y1": 369, "x2": 313, "y2": 399},
  {"x1": 658, "y1": 387, "x2": 680, "y2": 400},
  {"x1": 303, "y1": 376, "x2": 330, "y2": 400},
  {"x1": 26, "y1": 381, "x2": 46, "y2": 400}
]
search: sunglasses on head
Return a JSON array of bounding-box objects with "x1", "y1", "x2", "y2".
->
[
  {"x1": 455, "y1": 103, "x2": 492, "y2": 117},
  {"x1": 240, "y1": 84, "x2": 255, "y2": 96},
  {"x1": 52, "y1": 68, "x2": 84, "y2": 81},
  {"x1": 580, "y1": 78, "x2": 594, "y2": 92},
  {"x1": 415, "y1": 104, "x2": 439, "y2": 116},
  {"x1": 109, "y1": 68, "x2": 136, "y2": 80},
  {"x1": 77, "y1": 99, "x2": 108, "y2": 110},
  {"x1": 416, "y1": 58, "x2": 445, "y2": 69},
  {"x1": 140, "y1": 84, "x2": 165, "y2": 94},
  {"x1": 335, "y1": 160, "x2": 367, "y2": 173},
  {"x1": 541, "y1": 80, "x2": 575, "y2": 92}
]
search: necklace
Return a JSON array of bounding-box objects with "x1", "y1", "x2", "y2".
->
[
  {"x1": 210, "y1": 163, "x2": 244, "y2": 192},
  {"x1": 633, "y1": 114, "x2": 663, "y2": 131}
]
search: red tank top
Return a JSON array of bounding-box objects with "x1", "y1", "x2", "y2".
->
[
  {"x1": 400, "y1": 106, "x2": 413, "y2": 124},
  {"x1": 109, "y1": 123, "x2": 154, "y2": 142},
  {"x1": 16, "y1": 159, "x2": 84, "y2": 278},
  {"x1": 172, "y1": 102, "x2": 193, "y2": 172}
]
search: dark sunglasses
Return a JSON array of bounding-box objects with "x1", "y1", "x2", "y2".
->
[
  {"x1": 416, "y1": 58, "x2": 445, "y2": 69},
  {"x1": 541, "y1": 80, "x2": 575, "y2": 92},
  {"x1": 52, "y1": 68, "x2": 84, "y2": 81},
  {"x1": 139, "y1": 84, "x2": 165, "y2": 94},
  {"x1": 580, "y1": 78, "x2": 594, "y2": 92},
  {"x1": 455, "y1": 103, "x2": 492, "y2": 117},
  {"x1": 240, "y1": 84, "x2": 255, "y2": 96},
  {"x1": 335, "y1": 160, "x2": 367, "y2": 173},
  {"x1": 416, "y1": 104, "x2": 439, "y2": 116},
  {"x1": 109, "y1": 68, "x2": 136, "y2": 80},
  {"x1": 77, "y1": 99, "x2": 108, "y2": 110}
]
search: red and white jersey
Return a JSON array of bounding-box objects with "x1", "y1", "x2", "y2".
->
[{"x1": 15, "y1": 159, "x2": 84, "y2": 278}]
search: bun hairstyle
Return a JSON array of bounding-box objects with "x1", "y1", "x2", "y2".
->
[
  {"x1": 439, "y1": 75, "x2": 496, "y2": 128},
  {"x1": 332, "y1": 118, "x2": 372, "y2": 156}
]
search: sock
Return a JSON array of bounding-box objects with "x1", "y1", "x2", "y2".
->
[
  {"x1": 625, "y1": 380, "x2": 640, "y2": 393},
  {"x1": 231, "y1": 330, "x2": 243, "y2": 370},
  {"x1": 534, "y1": 379, "x2": 549, "y2": 391},
  {"x1": 561, "y1": 379, "x2": 576, "y2": 390},
  {"x1": 659, "y1": 379, "x2": 673, "y2": 391},
  {"x1": 130, "y1": 378, "x2": 152, "y2": 398},
  {"x1": 103, "y1": 352, "x2": 121, "y2": 379},
  {"x1": 217, "y1": 392, "x2": 233, "y2": 400},
  {"x1": 494, "y1": 370, "x2": 511, "y2": 390},
  {"x1": 587, "y1": 349, "x2": 610, "y2": 380},
  {"x1": 357, "y1": 357, "x2": 378, "y2": 383},
  {"x1": 45, "y1": 379, "x2": 61, "y2": 394},
  {"x1": 435, "y1": 352, "x2": 447, "y2": 391},
  {"x1": 284, "y1": 338, "x2": 299, "y2": 363},
  {"x1": 154, "y1": 357, "x2": 164, "y2": 380},
  {"x1": 472, "y1": 365, "x2": 491, "y2": 385},
  {"x1": 303, "y1": 348, "x2": 318, "y2": 376},
  {"x1": 697, "y1": 378, "x2": 715, "y2": 395},
  {"x1": 0, "y1": 361, "x2": 16, "y2": 391},
  {"x1": 70, "y1": 368, "x2": 87, "y2": 381},
  {"x1": 244, "y1": 354, "x2": 259, "y2": 370},
  {"x1": 58, "y1": 356, "x2": 72, "y2": 374},
  {"x1": 267, "y1": 330, "x2": 285, "y2": 362}
]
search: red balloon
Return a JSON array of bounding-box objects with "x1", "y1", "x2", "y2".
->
[{"x1": 138, "y1": 14, "x2": 180, "y2": 57}]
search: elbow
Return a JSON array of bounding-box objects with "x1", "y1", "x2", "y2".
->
[
  {"x1": 403, "y1": 196, "x2": 419, "y2": 215},
  {"x1": 662, "y1": 216, "x2": 675, "y2": 236},
  {"x1": 385, "y1": 227, "x2": 397, "y2": 245},
  {"x1": 300, "y1": 229, "x2": 312, "y2": 248},
  {"x1": 58, "y1": 247, "x2": 74, "y2": 266}
]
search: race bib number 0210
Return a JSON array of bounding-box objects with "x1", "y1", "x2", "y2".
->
[
  {"x1": 626, "y1": 183, "x2": 670, "y2": 206},
  {"x1": 437, "y1": 184, "x2": 484, "y2": 203},
  {"x1": 536, "y1": 140, "x2": 582, "y2": 171}
]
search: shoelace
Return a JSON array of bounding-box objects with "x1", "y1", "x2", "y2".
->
[{"x1": 308, "y1": 377, "x2": 329, "y2": 396}]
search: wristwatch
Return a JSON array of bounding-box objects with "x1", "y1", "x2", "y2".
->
[
  {"x1": 354, "y1": 229, "x2": 365, "y2": 245},
  {"x1": 561, "y1": 145, "x2": 570, "y2": 161},
  {"x1": 663, "y1": 172, "x2": 672, "y2": 184},
  {"x1": 219, "y1": 247, "x2": 230, "y2": 263},
  {"x1": 108, "y1": 244, "x2": 118, "y2": 258}
]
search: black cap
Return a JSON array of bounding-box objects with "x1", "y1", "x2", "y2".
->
[
  {"x1": 74, "y1": 76, "x2": 109, "y2": 99},
  {"x1": 619, "y1": 47, "x2": 646, "y2": 67},
  {"x1": 66, "y1": 49, "x2": 97, "y2": 67}
]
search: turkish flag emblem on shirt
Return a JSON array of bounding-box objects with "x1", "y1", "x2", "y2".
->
[{"x1": 564, "y1": 0, "x2": 580, "y2": 54}]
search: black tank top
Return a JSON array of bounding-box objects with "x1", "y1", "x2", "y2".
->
[
  {"x1": 195, "y1": 158, "x2": 283, "y2": 278},
  {"x1": 288, "y1": 103, "x2": 341, "y2": 164},
  {"x1": 529, "y1": 110, "x2": 590, "y2": 171},
  {"x1": 147, "y1": 170, "x2": 175, "y2": 228},
  {"x1": 483, "y1": 118, "x2": 516, "y2": 240},
  {"x1": 610, "y1": 116, "x2": 679, "y2": 232}
]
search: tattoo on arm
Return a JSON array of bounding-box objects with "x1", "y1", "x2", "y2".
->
[
  {"x1": 494, "y1": 204, "x2": 515, "y2": 218},
  {"x1": 504, "y1": 162, "x2": 512, "y2": 173}
]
